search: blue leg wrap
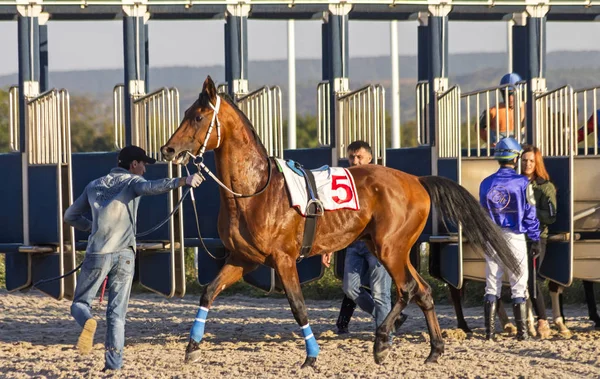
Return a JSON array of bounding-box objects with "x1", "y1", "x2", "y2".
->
[
  {"x1": 190, "y1": 307, "x2": 209, "y2": 343},
  {"x1": 484, "y1": 294, "x2": 498, "y2": 303},
  {"x1": 301, "y1": 324, "x2": 320, "y2": 358}
]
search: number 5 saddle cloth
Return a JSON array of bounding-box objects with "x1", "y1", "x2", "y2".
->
[{"x1": 275, "y1": 158, "x2": 360, "y2": 216}]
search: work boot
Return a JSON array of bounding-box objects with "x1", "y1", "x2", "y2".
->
[
  {"x1": 537, "y1": 319, "x2": 551, "y2": 339},
  {"x1": 484, "y1": 300, "x2": 497, "y2": 341},
  {"x1": 77, "y1": 318, "x2": 97, "y2": 355},
  {"x1": 513, "y1": 302, "x2": 529, "y2": 341},
  {"x1": 336, "y1": 296, "x2": 356, "y2": 334},
  {"x1": 554, "y1": 317, "x2": 572, "y2": 339}
]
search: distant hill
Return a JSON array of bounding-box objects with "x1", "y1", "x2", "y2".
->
[{"x1": 2, "y1": 50, "x2": 600, "y2": 122}]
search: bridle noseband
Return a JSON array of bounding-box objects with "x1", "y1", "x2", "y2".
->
[{"x1": 184, "y1": 94, "x2": 272, "y2": 198}]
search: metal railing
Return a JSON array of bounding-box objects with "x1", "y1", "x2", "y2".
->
[
  {"x1": 217, "y1": 83, "x2": 228, "y2": 95},
  {"x1": 236, "y1": 86, "x2": 284, "y2": 158},
  {"x1": 416, "y1": 80, "x2": 429, "y2": 146},
  {"x1": 461, "y1": 82, "x2": 527, "y2": 157},
  {"x1": 574, "y1": 85, "x2": 600, "y2": 156},
  {"x1": 113, "y1": 84, "x2": 125, "y2": 150},
  {"x1": 534, "y1": 85, "x2": 575, "y2": 157},
  {"x1": 25, "y1": 89, "x2": 71, "y2": 165},
  {"x1": 317, "y1": 81, "x2": 330, "y2": 146},
  {"x1": 437, "y1": 86, "x2": 461, "y2": 159},
  {"x1": 132, "y1": 87, "x2": 180, "y2": 161},
  {"x1": 9, "y1": 86, "x2": 19, "y2": 152},
  {"x1": 336, "y1": 84, "x2": 386, "y2": 165}
]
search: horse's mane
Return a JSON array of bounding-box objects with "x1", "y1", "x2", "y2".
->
[{"x1": 202, "y1": 91, "x2": 268, "y2": 157}]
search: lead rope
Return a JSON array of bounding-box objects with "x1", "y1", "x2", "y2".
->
[{"x1": 184, "y1": 164, "x2": 229, "y2": 260}]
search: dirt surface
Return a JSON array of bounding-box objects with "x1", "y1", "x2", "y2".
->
[{"x1": 1, "y1": 290, "x2": 599, "y2": 378}]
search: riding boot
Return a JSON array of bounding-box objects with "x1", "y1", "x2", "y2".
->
[
  {"x1": 513, "y1": 302, "x2": 529, "y2": 341},
  {"x1": 336, "y1": 295, "x2": 356, "y2": 334},
  {"x1": 484, "y1": 300, "x2": 497, "y2": 340}
]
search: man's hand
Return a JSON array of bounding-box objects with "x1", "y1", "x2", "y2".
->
[
  {"x1": 530, "y1": 240, "x2": 542, "y2": 260},
  {"x1": 321, "y1": 252, "x2": 333, "y2": 268},
  {"x1": 185, "y1": 173, "x2": 204, "y2": 188}
]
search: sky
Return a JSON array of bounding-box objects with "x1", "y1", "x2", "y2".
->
[{"x1": 0, "y1": 19, "x2": 599, "y2": 76}]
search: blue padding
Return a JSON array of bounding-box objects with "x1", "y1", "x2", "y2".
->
[
  {"x1": 436, "y1": 159, "x2": 459, "y2": 234},
  {"x1": 0, "y1": 154, "x2": 23, "y2": 243},
  {"x1": 386, "y1": 147, "x2": 434, "y2": 239},
  {"x1": 440, "y1": 243, "x2": 462, "y2": 289},
  {"x1": 71, "y1": 152, "x2": 118, "y2": 243},
  {"x1": 136, "y1": 164, "x2": 172, "y2": 241},
  {"x1": 540, "y1": 241, "x2": 572, "y2": 287},
  {"x1": 243, "y1": 265, "x2": 275, "y2": 293},
  {"x1": 193, "y1": 239, "x2": 227, "y2": 286},
  {"x1": 28, "y1": 166, "x2": 59, "y2": 244},
  {"x1": 31, "y1": 253, "x2": 63, "y2": 299},
  {"x1": 385, "y1": 147, "x2": 432, "y2": 176},
  {"x1": 0, "y1": 244, "x2": 23, "y2": 253},
  {"x1": 182, "y1": 152, "x2": 221, "y2": 239},
  {"x1": 5, "y1": 252, "x2": 29, "y2": 291},
  {"x1": 275, "y1": 255, "x2": 325, "y2": 292},
  {"x1": 138, "y1": 249, "x2": 174, "y2": 296},
  {"x1": 334, "y1": 249, "x2": 346, "y2": 280},
  {"x1": 284, "y1": 147, "x2": 333, "y2": 168},
  {"x1": 544, "y1": 157, "x2": 570, "y2": 234}
]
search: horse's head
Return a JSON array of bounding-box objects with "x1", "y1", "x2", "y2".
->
[{"x1": 161, "y1": 76, "x2": 223, "y2": 164}]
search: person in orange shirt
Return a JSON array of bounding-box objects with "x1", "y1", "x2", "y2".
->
[{"x1": 479, "y1": 73, "x2": 525, "y2": 147}]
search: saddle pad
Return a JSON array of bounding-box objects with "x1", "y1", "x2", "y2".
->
[{"x1": 275, "y1": 158, "x2": 360, "y2": 216}]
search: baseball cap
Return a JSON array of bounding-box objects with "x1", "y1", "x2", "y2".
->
[{"x1": 118, "y1": 145, "x2": 157, "y2": 165}]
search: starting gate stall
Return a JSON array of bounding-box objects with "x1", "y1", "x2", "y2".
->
[
  {"x1": 71, "y1": 85, "x2": 184, "y2": 298},
  {"x1": 330, "y1": 83, "x2": 387, "y2": 280},
  {"x1": 537, "y1": 85, "x2": 600, "y2": 285},
  {"x1": 2, "y1": 87, "x2": 76, "y2": 300},
  {"x1": 428, "y1": 83, "x2": 527, "y2": 289}
]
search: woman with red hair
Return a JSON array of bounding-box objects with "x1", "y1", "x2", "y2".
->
[{"x1": 521, "y1": 145, "x2": 571, "y2": 338}]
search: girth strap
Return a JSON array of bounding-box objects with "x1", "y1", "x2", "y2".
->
[{"x1": 296, "y1": 164, "x2": 323, "y2": 262}]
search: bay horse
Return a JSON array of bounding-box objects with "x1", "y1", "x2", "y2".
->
[{"x1": 160, "y1": 76, "x2": 520, "y2": 368}]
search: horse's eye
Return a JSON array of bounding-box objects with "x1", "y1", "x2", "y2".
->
[{"x1": 195, "y1": 115, "x2": 203, "y2": 122}]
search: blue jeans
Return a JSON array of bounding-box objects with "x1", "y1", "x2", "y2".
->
[
  {"x1": 342, "y1": 242, "x2": 392, "y2": 328},
  {"x1": 71, "y1": 249, "x2": 135, "y2": 370}
]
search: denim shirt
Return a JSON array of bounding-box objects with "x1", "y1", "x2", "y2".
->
[
  {"x1": 479, "y1": 167, "x2": 540, "y2": 241},
  {"x1": 64, "y1": 167, "x2": 181, "y2": 254}
]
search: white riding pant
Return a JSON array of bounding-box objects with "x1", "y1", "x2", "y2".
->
[{"x1": 485, "y1": 231, "x2": 528, "y2": 300}]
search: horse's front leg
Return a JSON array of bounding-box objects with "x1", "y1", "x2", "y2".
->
[
  {"x1": 185, "y1": 255, "x2": 257, "y2": 364},
  {"x1": 272, "y1": 253, "x2": 320, "y2": 369}
]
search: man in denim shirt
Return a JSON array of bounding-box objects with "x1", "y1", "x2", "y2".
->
[
  {"x1": 64, "y1": 145, "x2": 203, "y2": 371},
  {"x1": 322, "y1": 141, "x2": 405, "y2": 335}
]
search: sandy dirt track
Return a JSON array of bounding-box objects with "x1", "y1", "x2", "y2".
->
[{"x1": 1, "y1": 290, "x2": 599, "y2": 378}]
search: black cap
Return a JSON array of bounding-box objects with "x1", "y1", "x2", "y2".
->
[{"x1": 118, "y1": 145, "x2": 157, "y2": 165}]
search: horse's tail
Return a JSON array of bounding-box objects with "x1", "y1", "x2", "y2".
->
[{"x1": 418, "y1": 175, "x2": 520, "y2": 276}]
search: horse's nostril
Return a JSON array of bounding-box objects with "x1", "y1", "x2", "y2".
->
[{"x1": 160, "y1": 145, "x2": 176, "y2": 158}]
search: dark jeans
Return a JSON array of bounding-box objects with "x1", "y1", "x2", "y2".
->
[{"x1": 528, "y1": 238, "x2": 547, "y2": 320}]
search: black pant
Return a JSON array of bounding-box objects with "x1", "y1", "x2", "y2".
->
[{"x1": 528, "y1": 238, "x2": 547, "y2": 320}]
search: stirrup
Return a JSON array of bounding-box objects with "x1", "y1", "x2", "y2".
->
[{"x1": 305, "y1": 199, "x2": 324, "y2": 217}]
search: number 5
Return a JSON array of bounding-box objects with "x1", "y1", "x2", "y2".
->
[{"x1": 331, "y1": 175, "x2": 352, "y2": 204}]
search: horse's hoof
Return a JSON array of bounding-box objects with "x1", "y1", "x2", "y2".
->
[
  {"x1": 301, "y1": 356, "x2": 317, "y2": 369},
  {"x1": 424, "y1": 343, "x2": 444, "y2": 364},
  {"x1": 373, "y1": 339, "x2": 392, "y2": 364},
  {"x1": 184, "y1": 339, "x2": 202, "y2": 364},
  {"x1": 458, "y1": 325, "x2": 473, "y2": 334}
]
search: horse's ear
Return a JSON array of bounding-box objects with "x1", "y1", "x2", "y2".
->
[{"x1": 202, "y1": 76, "x2": 218, "y2": 104}]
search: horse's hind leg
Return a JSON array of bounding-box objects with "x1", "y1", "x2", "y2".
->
[
  {"x1": 185, "y1": 256, "x2": 257, "y2": 364},
  {"x1": 449, "y1": 284, "x2": 472, "y2": 333},
  {"x1": 411, "y1": 270, "x2": 445, "y2": 363},
  {"x1": 272, "y1": 253, "x2": 320, "y2": 369}
]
